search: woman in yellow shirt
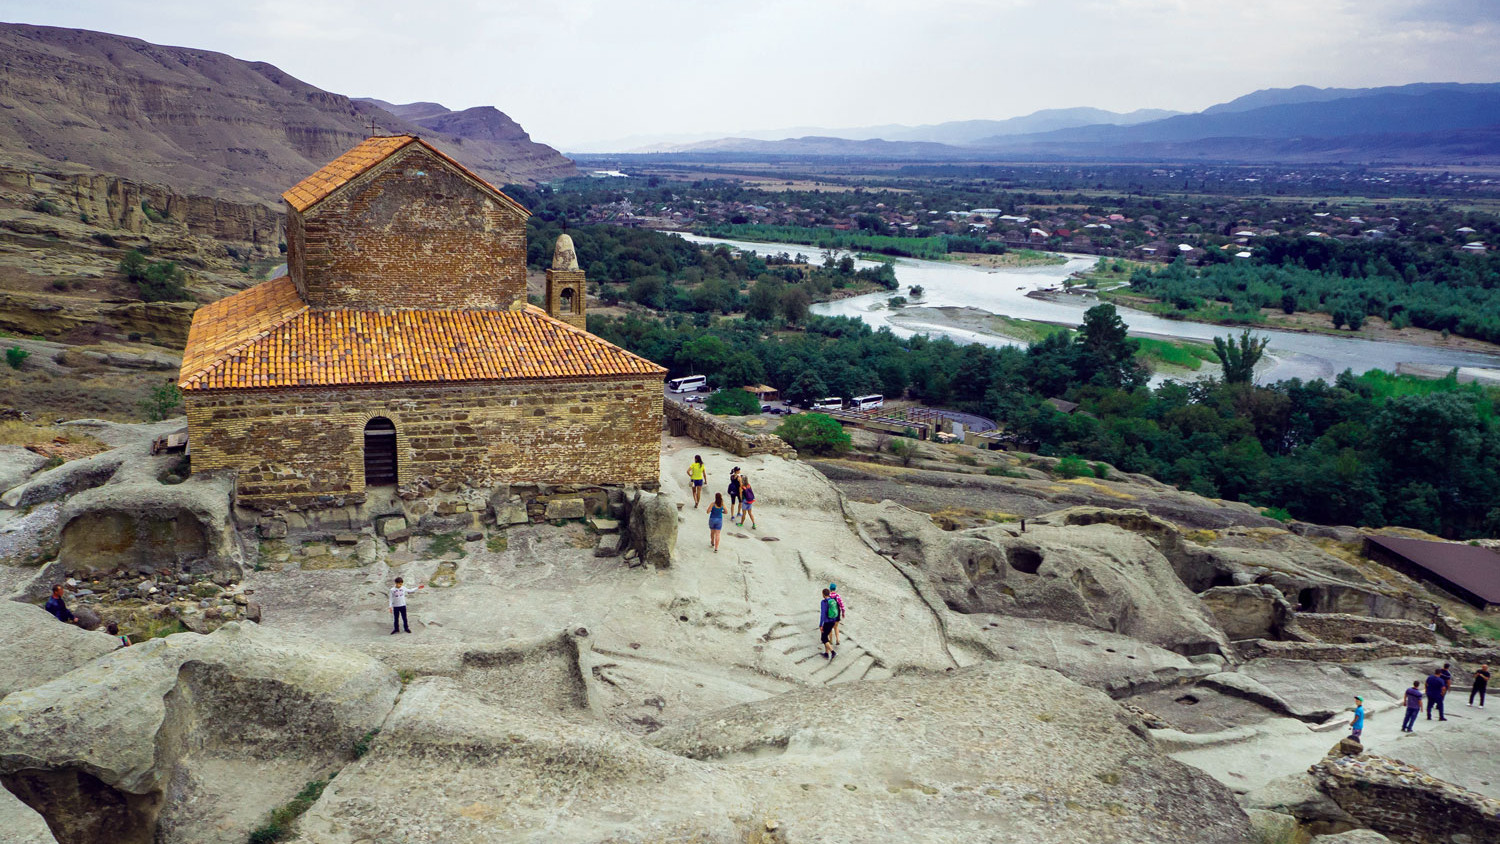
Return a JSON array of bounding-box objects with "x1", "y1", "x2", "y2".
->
[{"x1": 687, "y1": 455, "x2": 708, "y2": 508}]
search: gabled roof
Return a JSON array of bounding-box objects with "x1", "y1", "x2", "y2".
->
[
  {"x1": 281, "y1": 135, "x2": 528, "y2": 217},
  {"x1": 179, "y1": 277, "x2": 664, "y2": 391},
  {"x1": 1366, "y1": 534, "x2": 1500, "y2": 605}
]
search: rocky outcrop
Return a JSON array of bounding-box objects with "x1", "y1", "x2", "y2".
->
[
  {"x1": 0, "y1": 447, "x2": 129, "y2": 510},
  {"x1": 0, "y1": 446, "x2": 49, "y2": 496},
  {"x1": 0, "y1": 599, "x2": 117, "y2": 698},
  {"x1": 0, "y1": 623, "x2": 399, "y2": 844},
  {"x1": 1200, "y1": 584, "x2": 1294, "y2": 640},
  {"x1": 298, "y1": 661, "x2": 1253, "y2": 844},
  {"x1": 624, "y1": 490, "x2": 678, "y2": 569},
  {"x1": 854, "y1": 500, "x2": 1233, "y2": 657},
  {"x1": 57, "y1": 469, "x2": 240, "y2": 576},
  {"x1": 1311, "y1": 748, "x2": 1500, "y2": 844},
  {"x1": 0, "y1": 787, "x2": 58, "y2": 844}
]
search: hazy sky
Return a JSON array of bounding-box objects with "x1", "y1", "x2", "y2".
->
[{"x1": 3, "y1": 0, "x2": 1498, "y2": 150}]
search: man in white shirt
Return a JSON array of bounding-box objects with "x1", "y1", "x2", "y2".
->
[{"x1": 389, "y1": 576, "x2": 412, "y2": 634}]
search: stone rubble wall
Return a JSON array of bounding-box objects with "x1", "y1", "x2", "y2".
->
[
  {"x1": 1311, "y1": 751, "x2": 1500, "y2": 844},
  {"x1": 1236, "y1": 637, "x2": 1500, "y2": 668},
  {"x1": 663, "y1": 400, "x2": 797, "y2": 459},
  {"x1": 1291, "y1": 613, "x2": 1438, "y2": 646},
  {"x1": 188, "y1": 376, "x2": 662, "y2": 508}
]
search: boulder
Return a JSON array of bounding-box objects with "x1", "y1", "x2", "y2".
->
[
  {"x1": 0, "y1": 446, "x2": 129, "y2": 509},
  {"x1": 1245, "y1": 809, "x2": 1300, "y2": 844},
  {"x1": 854, "y1": 500, "x2": 1232, "y2": 658},
  {"x1": 296, "y1": 662, "x2": 1252, "y2": 844},
  {"x1": 375, "y1": 515, "x2": 407, "y2": 537},
  {"x1": 1312, "y1": 831, "x2": 1393, "y2": 844},
  {"x1": 1200, "y1": 584, "x2": 1293, "y2": 641},
  {"x1": 0, "y1": 622, "x2": 400, "y2": 844},
  {"x1": 0, "y1": 599, "x2": 117, "y2": 698},
  {"x1": 55, "y1": 468, "x2": 240, "y2": 576},
  {"x1": 1242, "y1": 771, "x2": 1357, "y2": 827},
  {"x1": 625, "y1": 490, "x2": 677, "y2": 569},
  {"x1": 0, "y1": 445, "x2": 49, "y2": 496}
]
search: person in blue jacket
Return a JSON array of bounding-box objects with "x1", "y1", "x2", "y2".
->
[
  {"x1": 44, "y1": 584, "x2": 77, "y2": 624},
  {"x1": 1349, "y1": 696, "x2": 1365, "y2": 742},
  {"x1": 1426, "y1": 667, "x2": 1448, "y2": 721}
]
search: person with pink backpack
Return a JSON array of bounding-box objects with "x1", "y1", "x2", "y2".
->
[{"x1": 828, "y1": 583, "x2": 846, "y2": 646}]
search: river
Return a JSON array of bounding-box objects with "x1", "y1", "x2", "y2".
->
[{"x1": 679, "y1": 233, "x2": 1500, "y2": 383}]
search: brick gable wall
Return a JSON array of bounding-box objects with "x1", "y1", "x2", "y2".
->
[
  {"x1": 289, "y1": 145, "x2": 527, "y2": 311},
  {"x1": 186, "y1": 377, "x2": 662, "y2": 507}
]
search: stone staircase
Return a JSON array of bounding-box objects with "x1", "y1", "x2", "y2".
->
[{"x1": 760, "y1": 614, "x2": 892, "y2": 686}]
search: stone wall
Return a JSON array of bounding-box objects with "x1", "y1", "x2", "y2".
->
[
  {"x1": 186, "y1": 376, "x2": 662, "y2": 507},
  {"x1": 1236, "y1": 637, "x2": 1500, "y2": 666},
  {"x1": 663, "y1": 400, "x2": 797, "y2": 459},
  {"x1": 291, "y1": 144, "x2": 527, "y2": 311},
  {"x1": 1311, "y1": 751, "x2": 1500, "y2": 844},
  {"x1": 1292, "y1": 613, "x2": 1437, "y2": 646}
]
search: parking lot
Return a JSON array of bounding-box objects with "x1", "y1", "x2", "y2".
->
[{"x1": 662, "y1": 385, "x2": 795, "y2": 416}]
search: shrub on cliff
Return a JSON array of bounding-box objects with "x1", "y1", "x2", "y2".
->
[
  {"x1": 775, "y1": 413, "x2": 851, "y2": 456},
  {"x1": 118, "y1": 249, "x2": 191, "y2": 302}
]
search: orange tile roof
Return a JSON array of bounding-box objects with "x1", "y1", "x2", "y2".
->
[
  {"x1": 281, "y1": 135, "x2": 529, "y2": 216},
  {"x1": 179, "y1": 278, "x2": 665, "y2": 392}
]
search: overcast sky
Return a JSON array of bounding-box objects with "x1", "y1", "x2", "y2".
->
[{"x1": 3, "y1": 0, "x2": 1498, "y2": 151}]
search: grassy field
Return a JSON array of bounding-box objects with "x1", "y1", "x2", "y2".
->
[{"x1": 1133, "y1": 337, "x2": 1219, "y2": 371}]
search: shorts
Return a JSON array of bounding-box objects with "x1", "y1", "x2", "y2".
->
[
  {"x1": 692, "y1": 479, "x2": 704, "y2": 487},
  {"x1": 742, "y1": 500, "x2": 754, "y2": 511},
  {"x1": 729, "y1": 491, "x2": 740, "y2": 502},
  {"x1": 709, "y1": 517, "x2": 723, "y2": 530},
  {"x1": 821, "y1": 621, "x2": 836, "y2": 644}
]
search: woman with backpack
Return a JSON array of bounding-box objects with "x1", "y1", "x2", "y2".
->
[
  {"x1": 738, "y1": 475, "x2": 757, "y2": 529},
  {"x1": 819, "y1": 587, "x2": 840, "y2": 660},
  {"x1": 727, "y1": 467, "x2": 743, "y2": 521}
]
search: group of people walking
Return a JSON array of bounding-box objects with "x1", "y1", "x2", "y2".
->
[
  {"x1": 1369, "y1": 661, "x2": 1491, "y2": 735},
  {"x1": 690, "y1": 456, "x2": 756, "y2": 553}
]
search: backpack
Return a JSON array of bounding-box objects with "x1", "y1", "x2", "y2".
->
[{"x1": 824, "y1": 597, "x2": 839, "y2": 621}]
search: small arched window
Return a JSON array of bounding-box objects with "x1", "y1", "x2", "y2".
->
[{"x1": 559, "y1": 286, "x2": 575, "y2": 313}]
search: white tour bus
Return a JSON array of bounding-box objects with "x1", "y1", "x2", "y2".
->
[
  {"x1": 811, "y1": 397, "x2": 844, "y2": 412},
  {"x1": 849, "y1": 394, "x2": 885, "y2": 411},
  {"x1": 668, "y1": 375, "x2": 708, "y2": 393}
]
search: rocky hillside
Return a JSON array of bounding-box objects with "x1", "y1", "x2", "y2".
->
[{"x1": 0, "y1": 24, "x2": 576, "y2": 204}]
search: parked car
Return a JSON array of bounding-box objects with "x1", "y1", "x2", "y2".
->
[
  {"x1": 696, "y1": 385, "x2": 712, "y2": 393},
  {"x1": 685, "y1": 395, "x2": 704, "y2": 403}
]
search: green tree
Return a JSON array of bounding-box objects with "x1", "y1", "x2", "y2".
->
[
  {"x1": 5, "y1": 346, "x2": 29, "y2": 370},
  {"x1": 705, "y1": 388, "x2": 760, "y2": 416},
  {"x1": 746, "y1": 278, "x2": 782, "y2": 321},
  {"x1": 119, "y1": 250, "x2": 191, "y2": 302},
  {"x1": 774, "y1": 413, "x2": 851, "y2": 455},
  {"x1": 779, "y1": 285, "x2": 811, "y2": 326},
  {"x1": 140, "y1": 380, "x2": 182, "y2": 421},
  {"x1": 1212, "y1": 330, "x2": 1270, "y2": 384},
  {"x1": 784, "y1": 371, "x2": 829, "y2": 408},
  {"x1": 1077, "y1": 303, "x2": 1146, "y2": 389},
  {"x1": 717, "y1": 352, "x2": 766, "y2": 390}
]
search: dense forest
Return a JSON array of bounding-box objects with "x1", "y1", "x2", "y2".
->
[
  {"x1": 590, "y1": 304, "x2": 1500, "y2": 539},
  {"x1": 1128, "y1": 237, "x2": 1500, "y2": 339}
]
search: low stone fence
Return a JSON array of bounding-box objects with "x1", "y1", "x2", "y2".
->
[
  {"x1": 663, "y1": 401, "x2": 797, "y2": 459},
  {"x1": 1236, "y1": 637, "x2": 1500, "y2": 667},
  {"x1": 1292, "y1": 612, "x2": 1437, "y2": 646},
  {"x1": 1311, "y1": 751, "x2": 1500, "y2": 844}
]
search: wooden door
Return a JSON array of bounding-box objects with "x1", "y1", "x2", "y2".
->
[{"x1": 363, "y1": 418, "x2": 397, "y2": 486}]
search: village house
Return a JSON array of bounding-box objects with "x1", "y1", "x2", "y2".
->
[{"x1": 178, "y1": 135, "x2": 666, "y2": 510}]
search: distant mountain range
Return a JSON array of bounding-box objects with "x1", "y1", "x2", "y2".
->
[
  {"x1": 0, "y1": 24, "x2": 575, "y2": 204},
  {"x1": 629, "y1": 83, "x2": 1500, "y2": 164}
]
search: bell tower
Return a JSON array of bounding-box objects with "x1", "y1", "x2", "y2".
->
[{"x1": 545, "y1": 233, "x2": 587, "y2": 330}]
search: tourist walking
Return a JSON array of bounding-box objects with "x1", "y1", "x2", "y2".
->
[
  {"x1": 1426, "y1": 667, "x2": 1448, "y2": 721},
  {"x1": 738, "y1": 476, "x2": 757, "y2": 529},
  {"x1": 106, "y1": 621, "x2": 130, "y2": 648},
  {"x1": 1349, "y1": 696, "x2": 1365, "y2": 742},
  {"x1": 818, "y1": 587, "x2": 840, "y2": 660},
  {"x1": 1472, "y1": 664, "x2": 1491, "y2": 707},
  {"x1": 44, "y1": 584, "x2": 76, "y2": 625},
  {"x1": 687, "y1": 455, "x2": 708, "y2": 508},
  {"x1": 727, "y1": 467, "x2": 742, "y2": 520},
  {"x1": 828, "y1": 583, "x2": 846, "y2": 646},
  {"x1": 1402, "y1": 682, "x2": 1424, "y2": 732},
  {"x1": 389, "y1": 576, "x2": 414, "y2": 635},
  {"x1": 708, "y1": 493, "x2": 726, "y2": 553}
]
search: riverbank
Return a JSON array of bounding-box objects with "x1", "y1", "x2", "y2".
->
[
  {"x1": 944, "y1": 249, "x2": 1068, "y2": 269},
  {"x1": 888, "y1": 305, "x2": 1218, "y2": 375},
  {"x1": 1097, "y1": 289, "x2": 1500, "y2": 356}
]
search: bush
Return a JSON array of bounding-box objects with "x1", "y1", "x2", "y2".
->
[
  {"x1": 889, "y1": 437, "x2": 917, "y2": 466},
  {"x1": 705, "y1": 388, "x2": 760, "y2": 416},
  {"x1": 140, "y1": 380, "x2": 182, "y2": 421},
  {"x1": 985, "y1": 465, "x2": 1026, "y2": 478},
  {"x1": 1054, "y1": 455, "x2": 1090, "y2": 479},
  {"x1": 248, "y1": 778, "x2": 329, "y2": 843},
  {"x1": 5, "y1": 346, "x2": 28, "y2": 370},
  {"x1": 774, "y1": 413, "x2": 852, "y2": 456},
  {"x1": 118, "y1": 250, "x2": 191, "y2": 302},
  {"x1": 31, "y1": 199, "x2": 62, "y2": 216},
  {"x1": 1091, "y1": 462, "x2": 1110, "y2": 480},
  {"x1": 1260, "y1": 506, "x2": 1293, "y2": 522}
]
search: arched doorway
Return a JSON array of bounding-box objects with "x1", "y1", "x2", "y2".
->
[
  {"x1": 559, "y1": 286, "x2": 575, "y2": 313},
  {"x1": 363, "y1": 417, "x2": 397, "y2": 486}
]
